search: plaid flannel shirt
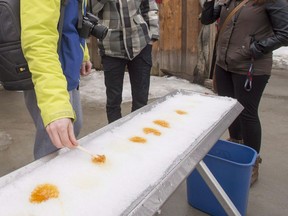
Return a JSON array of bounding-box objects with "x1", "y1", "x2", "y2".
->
[{"x1": 92, "y1": 0, "x2": 159, "y2": 60}]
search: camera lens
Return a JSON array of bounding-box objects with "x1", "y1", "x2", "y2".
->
[
  {"x1": 78, "y1": 19, "x2": 94, "y2": 38},
  {"x1": 91, "y1": 24, "x2": 108, "y2": 40}
]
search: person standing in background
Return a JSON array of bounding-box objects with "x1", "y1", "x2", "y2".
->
[
  {"x1": 201, "y1": 0, "x2": 288, "y2": 185},
  {"x1": 92, "y1": 0, "x2": 160, "y2": 123},
  {"x1": 21, "y1": 0, "x2": 92, "y2": 159}
]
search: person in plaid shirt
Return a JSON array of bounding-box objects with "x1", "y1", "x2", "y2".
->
[{"x1": 92, "y1": 0, "x2": 159, "y2": 123}]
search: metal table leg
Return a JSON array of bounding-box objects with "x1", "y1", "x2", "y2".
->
[{"x1": 196, "y1": 160, "x2": 241, "y2": 216}]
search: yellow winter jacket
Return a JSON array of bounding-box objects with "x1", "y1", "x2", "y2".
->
[{"x1": 20, "y1": 0, "x2": 90, "y2": 127}]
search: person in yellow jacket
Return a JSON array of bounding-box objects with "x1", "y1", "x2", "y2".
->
[{"x1": 21, "y1": 0, "x2": 92, "y2": 159}]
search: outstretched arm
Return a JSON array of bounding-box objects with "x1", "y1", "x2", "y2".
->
[{"x1": 21, "y1": 0, "x2": 78, "y2": 149}]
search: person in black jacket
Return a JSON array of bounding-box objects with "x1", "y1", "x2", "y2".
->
[{"x1": 201, "y1": 0, "x2": 288, "y2": 185}]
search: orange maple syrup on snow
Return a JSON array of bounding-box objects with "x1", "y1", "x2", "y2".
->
[
  {"x1": 153, "y1": 120, "x2": 170, "y2": 128},
  {"x1": 175, "y1": 110, "x2": 188, "y2": 115},
  {"x1": 91, "y1": 155, "x2": 106, "y2": 164},
  {"x1": 143, "y1": 127, "x2": 161, "y2": 136},
  {"x1": 30, "y1": 184, "x2": 59, "y2": 203},
  {"x1": 129, "y1": 136, "x2": 147, "y2": 143}
]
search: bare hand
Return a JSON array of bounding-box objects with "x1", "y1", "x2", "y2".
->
[
  {"x1": 46, "y1": 118, "x2": 78, "y2": 149},
  {"x1": 80, "y1": 60, "x2": 92, "y2": 76}
]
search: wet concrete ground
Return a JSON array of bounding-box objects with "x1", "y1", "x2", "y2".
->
[{"x1": 0, "y1": 69, "x2": 287, "y2": 215}]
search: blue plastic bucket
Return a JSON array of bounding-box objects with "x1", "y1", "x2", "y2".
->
[{"x1": 187, "y1": 140, "x2": 257, "y2": 216}]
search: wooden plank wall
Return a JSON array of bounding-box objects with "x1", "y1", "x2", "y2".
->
[{"x1": 152, "y1": 0, "x2": 202, "y2": 82}]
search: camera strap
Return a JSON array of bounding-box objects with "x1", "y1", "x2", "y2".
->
[
  {"x1": 88, "y1": 0, "x2": 93, "y2": 13},
  {"x1": 77, "y1": 0, "x2": 84, "y2": 29}
]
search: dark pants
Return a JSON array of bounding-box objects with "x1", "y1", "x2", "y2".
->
[
  {"x1": 102, "y1": 44, "x2": 152, "y2": 123},
  {"x1": 215, "y1": 65, "x2": 270, "y2": 153}
]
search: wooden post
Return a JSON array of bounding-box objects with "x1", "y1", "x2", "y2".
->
[
  {"x1": 87, "y1": 37, "x2": 102, "y2": 70},
  {"x1": 194, "y1": 0, "x2": 217, "y2": 87}
]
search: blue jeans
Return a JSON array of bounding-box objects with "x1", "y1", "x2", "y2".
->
[
  {"x1": 102, "y1": 44, "x2": 152, "y2": 123},
  {"x1": 24, "y1": 88, "x2": 82, "y2": 159}
]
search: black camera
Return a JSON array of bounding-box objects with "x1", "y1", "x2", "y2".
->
[{"x1": 78, "y1": 12, "x2": 108, "y2": 40}]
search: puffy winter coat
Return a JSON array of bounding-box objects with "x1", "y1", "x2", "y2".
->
[
  {"x1": 201, "y1": 0, "x2": 288, "y2": 75},
  {"x1": 21, "y1": 0, "x2": 90, "y2": 126},
  {"x1": 92, "y1": 0, "x2": 159, "y2": 60}
]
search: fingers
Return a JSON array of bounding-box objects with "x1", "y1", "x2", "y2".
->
[
  {"x1": 85, "y1": 61, "x2": 92, "y2": 72},
  {"x1": 80, "y1": 63, "x2": 86, "y2": 76},
  {"x1": 46, "y1": 127, "x2": 63, "y2": 149},
  {"x1": 67, "y1": 121, "x2": 78, "y2": 146},
  {"x1": 46, "y1": 118, "x2": 78, "y2": 149},
  {"x1": 80, "y1": 61, "x2": 92, "y2": 76}
]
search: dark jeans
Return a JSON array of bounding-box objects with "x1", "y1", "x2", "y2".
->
[
  {"x1": 102, "y1": 44, "x2": 152, "y2": 123},
  {"x1": 215, "y1": 65, "x2": 270, "y2": 153}
]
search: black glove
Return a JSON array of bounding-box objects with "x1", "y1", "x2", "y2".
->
[{"x1": 250, "y1": 41, "x2": 264, "y2": 59}]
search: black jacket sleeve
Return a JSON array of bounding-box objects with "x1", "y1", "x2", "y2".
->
[
  {"x1": 251, "y1": 0, "x2": 288, "y2": 58},
  {"x1": 200, "y1": 0, "x2": 221, "y2": 25}
]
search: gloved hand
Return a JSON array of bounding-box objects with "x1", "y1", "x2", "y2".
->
[{"x1": 250, "y1": 41, "x2": 264, "y2": 59}]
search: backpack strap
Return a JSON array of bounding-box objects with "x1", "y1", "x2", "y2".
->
[{"x1": 57, "y1": 0, "x2": 69, "y2": 52}]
